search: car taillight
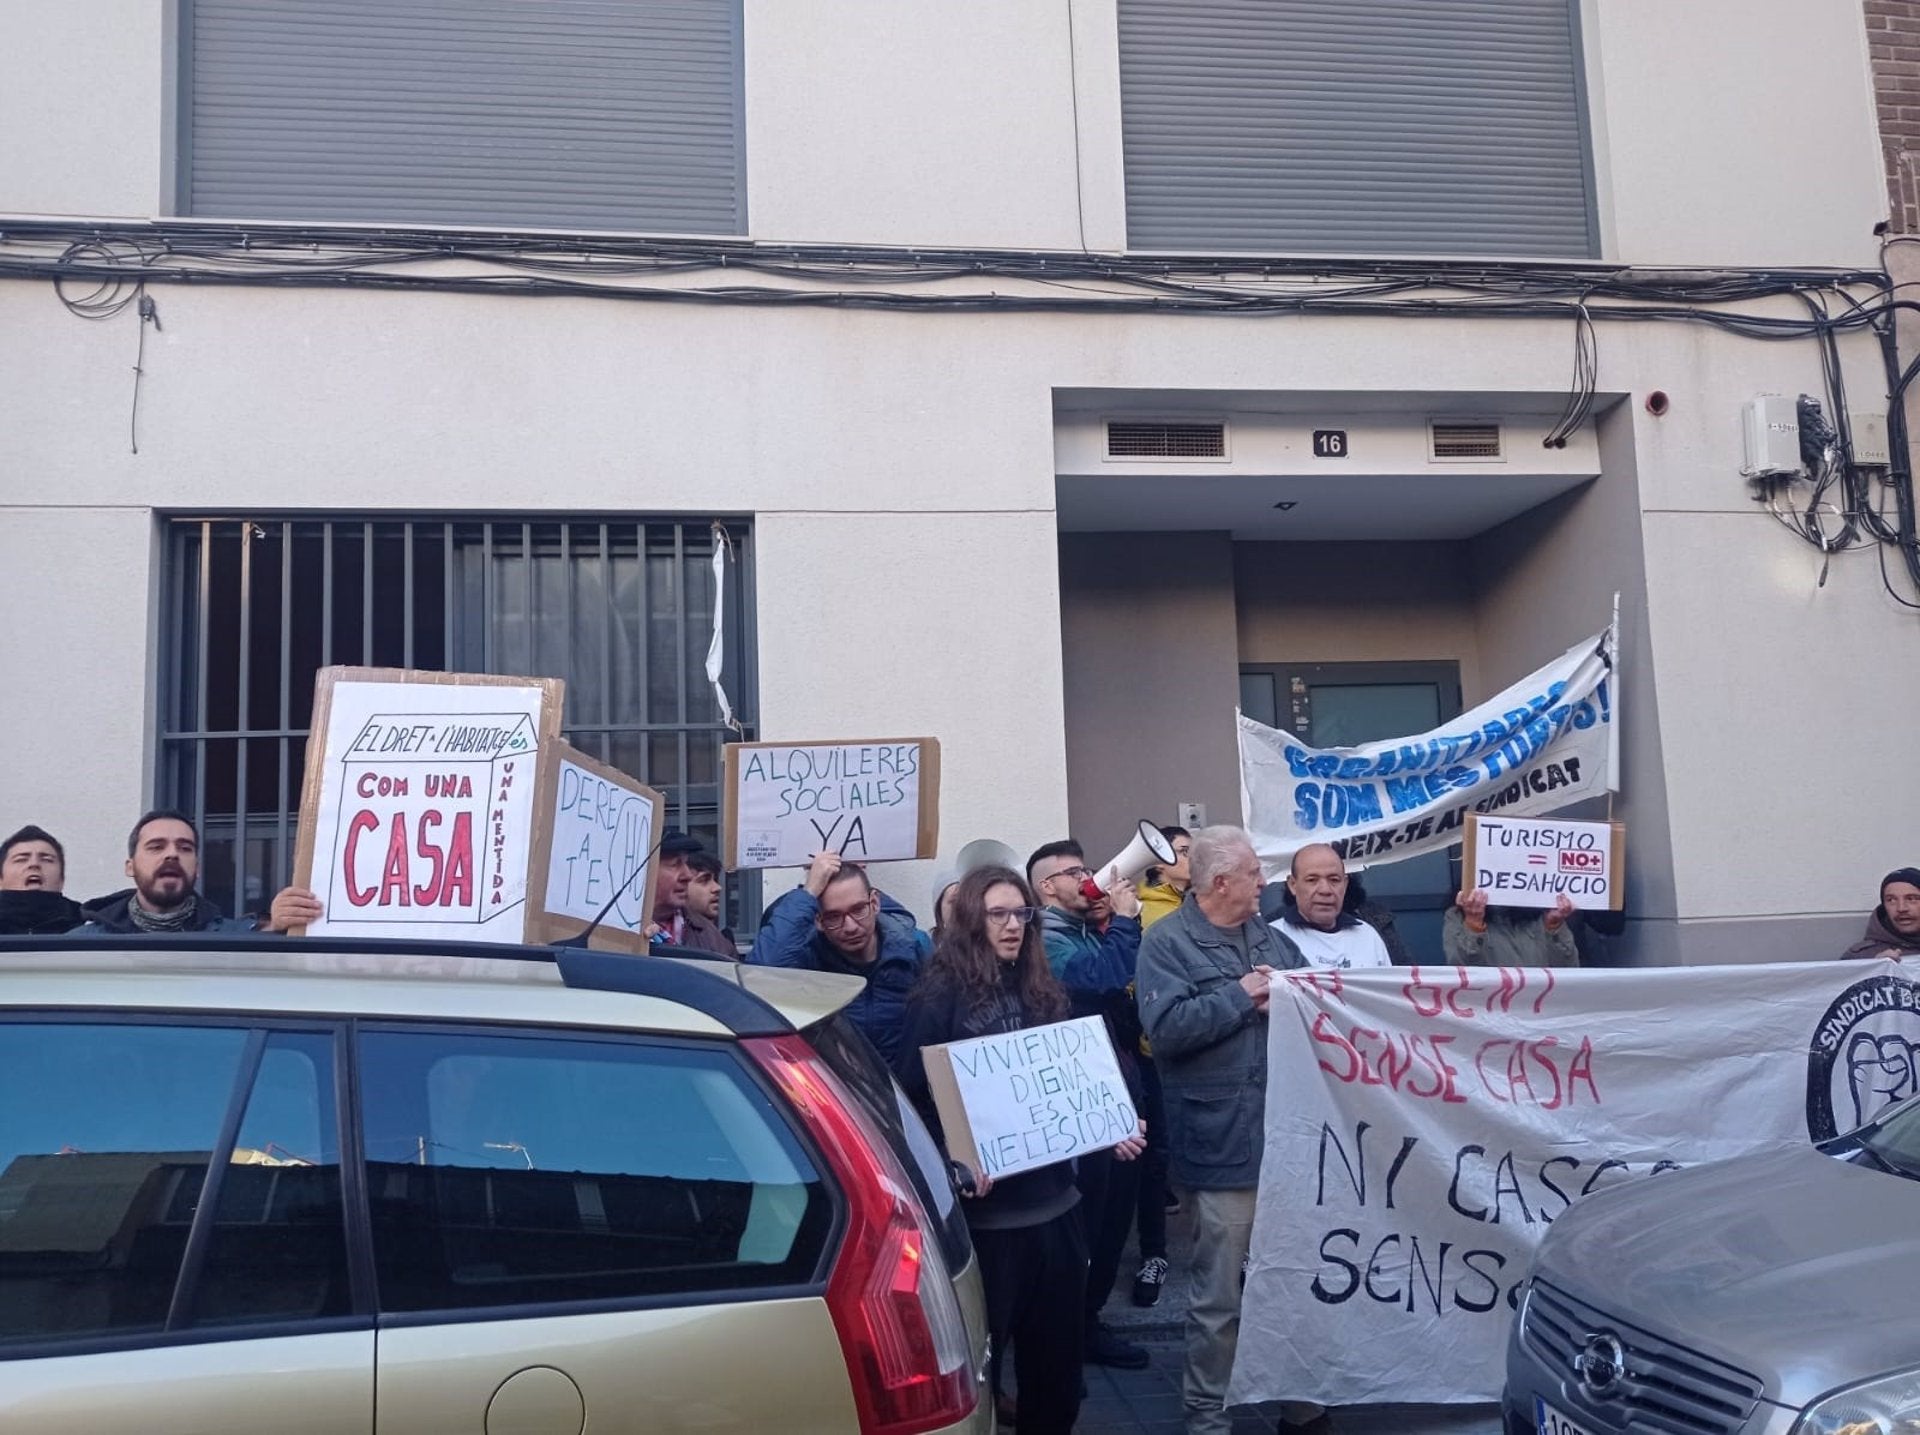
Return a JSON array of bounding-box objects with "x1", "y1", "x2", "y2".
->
[{"x1": 747, "y1": 1034, "x2": 978, "y2": 1435}]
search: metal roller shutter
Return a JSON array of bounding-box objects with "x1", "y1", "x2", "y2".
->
[
  {"x1": 181, "y1": 0, "x2": 745, "y2": 235},
  {"x1": 1118, "y1": 0, "x2": 1596, "y2": 258}
]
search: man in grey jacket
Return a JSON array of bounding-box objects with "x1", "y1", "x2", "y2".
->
[
  {"x1": 1442, "y1": 888, "x2": 1579, "y2": 967},
  {"x1": 1137, "y1": 826, "x2": 1307, "y2": 1434}
]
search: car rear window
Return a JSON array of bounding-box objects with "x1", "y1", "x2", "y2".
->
[
  {"x1": 802, "y1": 1013, "x2": 972, "y2": 1273},
  {"x1": 358, "y1": 1026, "x2": 834, "y2": 1313}
]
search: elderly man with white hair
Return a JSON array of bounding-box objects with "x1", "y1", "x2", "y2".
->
[{"x1": 1135, "y1": 826, "x2": 1319, "y2": 1434}]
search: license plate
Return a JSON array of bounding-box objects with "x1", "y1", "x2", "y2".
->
[{"x1": 1535, "y1": 1397, "x2": 1599, "y2": 1435}]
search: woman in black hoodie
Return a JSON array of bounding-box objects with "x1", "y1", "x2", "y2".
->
[{"x1": 897, "y1": 865, "x2": 1142, "y2": 1434}]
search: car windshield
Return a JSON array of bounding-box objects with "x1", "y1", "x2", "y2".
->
[{"x1": 1852, "y1": 1094, "x2": 1920, "y2": 1179}]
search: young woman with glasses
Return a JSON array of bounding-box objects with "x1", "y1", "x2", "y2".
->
[{"x1": 896, "y1": 864, "x2": 1143, "y2": 1434}]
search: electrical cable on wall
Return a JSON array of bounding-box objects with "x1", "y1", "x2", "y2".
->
[
  {"x1": 50, "y1": 237, "x2": 161, "y2": 454},
  {"x1": 15, "y1": 216, "x2": 1920, "y2": 604}
]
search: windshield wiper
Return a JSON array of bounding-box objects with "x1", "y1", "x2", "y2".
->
[{"x1": 1853, "y1": 1130, "x2": 1920, "y2": 1180}]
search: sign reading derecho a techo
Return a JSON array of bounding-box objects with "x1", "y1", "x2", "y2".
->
[
  {"x1": 293, "y1": 668, "x2": 563, "y2": 942},
  {"x1": 1462, "y1": 814, "x2": 1624, "y2": 911},
  {"x1": 524, "y1": 742, "x2": 663, "y2": 953},
  {"x1": 920, "y1": 1015, "x2": 1138, "y2": 1181},
  {"x1": 722, "y1": 738, "x2": 940, "y2": 870}
]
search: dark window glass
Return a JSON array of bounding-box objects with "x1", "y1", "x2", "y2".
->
[
  {"x1": 0, "y1": 1023, "x2": 248, "y2": 1343},
  {"x1": 359, "y1": 1029, "x2": 830, "y2": 1312},
  {"x1": 190, "y1": 1032, "x2": 352, "y2": 1326}
]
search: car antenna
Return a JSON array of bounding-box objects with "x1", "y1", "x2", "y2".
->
[{"x1": 553, "y1": 833, "x2": 667, "y2": 950}]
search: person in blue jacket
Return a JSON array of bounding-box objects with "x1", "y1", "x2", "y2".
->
[
  {"x1": 746, "y1": 851, "x2": 927, "y2": 1063},
  {"x1": 1027, "y1": 837, "x2": 1151, "y2": 1372}
]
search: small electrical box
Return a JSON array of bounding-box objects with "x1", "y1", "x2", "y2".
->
[
  {"x1": 1850, "y1": 409, "x2": 1892, "y2": 468},
  {"x1": 1177, "y1": 802, "x2": 1206, "y2": 829},
  {"x1": 1742, "y1": 395, "x2": 1803, "y2": 479}
]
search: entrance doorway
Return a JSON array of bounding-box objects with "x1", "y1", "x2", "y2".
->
[{"x1": 1239, "y1": 660, "x2": 1462, "y2": 962}]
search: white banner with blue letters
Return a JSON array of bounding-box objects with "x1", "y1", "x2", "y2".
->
[{"x1": 1237, "y1": 626, "x2": 1616, "y2": 875}]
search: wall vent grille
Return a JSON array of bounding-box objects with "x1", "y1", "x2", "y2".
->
[
  {"x1": 1429, "y1": 421, "x2": 1504, "y2": 461},
  {"x1": 1106, "y1": 420, "x2": 1228, "y2": 459}
]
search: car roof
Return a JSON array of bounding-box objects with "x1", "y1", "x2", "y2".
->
[{"x1": 0, "y1": 935, "x2": 865, "y2": 1039}]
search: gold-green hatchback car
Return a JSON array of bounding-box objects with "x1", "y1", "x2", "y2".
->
[{"x1": 0, "y1": 935, "x2": 992, "y2": 1434}]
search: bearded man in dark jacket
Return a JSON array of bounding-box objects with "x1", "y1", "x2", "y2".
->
[
  {"x1": 1843, "y1": 867, "x2": 1920, "y2": 958},
  {"x1": 0, "y1": 825, "x2": 85, "y2": 934},
  {"x1": 79, "y1": 811, "x2": 256, "y2": 934}
]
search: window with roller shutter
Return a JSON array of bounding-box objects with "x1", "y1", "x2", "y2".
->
[
  {"x1": 177, "y1": 0, "x2": 745, "y2": 236},
  {"x1": 1117, "y1": 0, "x2": 1598, "y2": 260}
]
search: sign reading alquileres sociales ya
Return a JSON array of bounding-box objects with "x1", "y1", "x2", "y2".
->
[{"x1": 723, "y1": 737, "x2": 940, "y2": 870}]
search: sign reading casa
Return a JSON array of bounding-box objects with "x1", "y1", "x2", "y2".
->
[{"x1": 293, "y1": 668, "x2": 564, "y2": 942}]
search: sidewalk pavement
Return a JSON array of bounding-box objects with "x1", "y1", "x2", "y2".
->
[
  {"x1": 1065, "y1": 1196, "x2": 1502, "y2": 1435},
  {"x1": 1076, "y1": 1334, "x2": 1503, "y2": 1435}
]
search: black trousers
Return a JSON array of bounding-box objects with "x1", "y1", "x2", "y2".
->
[
  {"x1": 1134, "y1": 1054, "x2": 1170, "y2": 1261},
  {"x1": 1075, "y1": 1145, "x2": 1141, "y2": 1324},
  {"x1": 974, "y1": 1209, "x2": 1088, "y2": 1435}
]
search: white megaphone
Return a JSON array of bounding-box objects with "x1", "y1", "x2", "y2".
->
[
  {"x1": 1087, "y1": 820, "x2": 1179, "y2": 897},
  {"x1": 954, "y1": 838, "x2": 1020, "y2": 875}
]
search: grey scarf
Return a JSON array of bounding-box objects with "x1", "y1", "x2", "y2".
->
[{"x1": 129, "y1": 894, "x2": 199, "y2": 932}]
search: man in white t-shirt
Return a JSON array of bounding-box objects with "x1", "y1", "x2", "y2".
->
[{"x1": 1271, "y1": 842, "x2": 1393, "y2": 969}]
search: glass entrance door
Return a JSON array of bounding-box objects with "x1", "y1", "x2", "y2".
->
[{"x1": 1240, "y1": 661, "x2": 1462, "y2": 962}]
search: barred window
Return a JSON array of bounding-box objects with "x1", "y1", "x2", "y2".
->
[{"x1": 158, "y1": 518, "x2": 755, "y2": 927}]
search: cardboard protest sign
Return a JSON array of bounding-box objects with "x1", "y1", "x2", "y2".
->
[
  {"x1": 722, "y1": 738, "x2": 940, "y2": 870},
  {"x1": 1229, "y1": 959, "x2": 1920, "y2": 1408},
  {"x1": 525, "y1": 743, "x2": 664, "y2": 953},
  {"x1": 292, "y1": 668, "x2": 564, "y2": 942},
  {"x1": 919, "y1": 1015, "x2": 1137, "y2": 1181},
  {"x1": 1238, "y1": 627, "x2": 1616, "y2": 873},
  {"x1": 1462, "y1": 814, "x2": 1624, "y2": 911}
]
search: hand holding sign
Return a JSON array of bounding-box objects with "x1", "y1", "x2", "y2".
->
[
  {"x1": 1543, "y1": 892, "x2": 1576, "y2": 931},
  {"x1": 269, "y1": 886, "x2": 323, "y2": 933},
  {"x1": 803, "y1": 851, "x2": 845, "y2": 897},
  {"x1": 1456, "y1": 888, "x2": 1491, "y2": 931},
  {"x1": 1241, "y1": 966, "x2": 1275, "y2": 1011},
  {"x1": 1111, "y1": 1119, "x2": 1148, "y2": 1162}
]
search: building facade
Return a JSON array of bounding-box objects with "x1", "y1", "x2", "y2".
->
[{"x1": 0, "y1": 0, "x2": 1910, "y2": 962}]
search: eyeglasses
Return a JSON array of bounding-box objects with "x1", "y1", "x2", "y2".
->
[
  {"x1": 818, "y1": 901, "x2": 876, "y2": 930},
  {"x1": 984, "y1": 906, "x2": 1040, "y2": 927},
  {"x1": 1043, "y1": 866, "x2": 1093, "y2": 883}
]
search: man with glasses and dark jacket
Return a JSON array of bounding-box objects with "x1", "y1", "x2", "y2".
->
[{"x1": 746, "y1": 850, "x2": 926, "y2": 1062}]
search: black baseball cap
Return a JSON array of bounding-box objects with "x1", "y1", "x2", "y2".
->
[{"x1": 660, "y1": 831, "x2": 706, "y2": 860}]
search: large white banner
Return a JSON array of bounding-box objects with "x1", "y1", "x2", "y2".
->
[
  {"x1": 1238, "y1": 628, "x2": 1615, "y2": 873},
  {"x1": 1228, "y1": 958, "x2": 1920, "y2": 1407}
]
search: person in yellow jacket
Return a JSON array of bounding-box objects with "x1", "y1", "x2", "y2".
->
[
  {"x1": 1128, "y1": 824, "x2": 1189, "y2": 1304},
  {"x1": 1135, "y1": 825, "x2": 1192, "y2": 928}
]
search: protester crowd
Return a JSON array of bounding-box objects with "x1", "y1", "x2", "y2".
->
[{"x1": 4, "y1": 810, "x2": 1916, "y2": 1435}]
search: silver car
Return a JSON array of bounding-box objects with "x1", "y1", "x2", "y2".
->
[{"x1": 1503, "y1": 1094, "x2": 1920, "y2": 1435}]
